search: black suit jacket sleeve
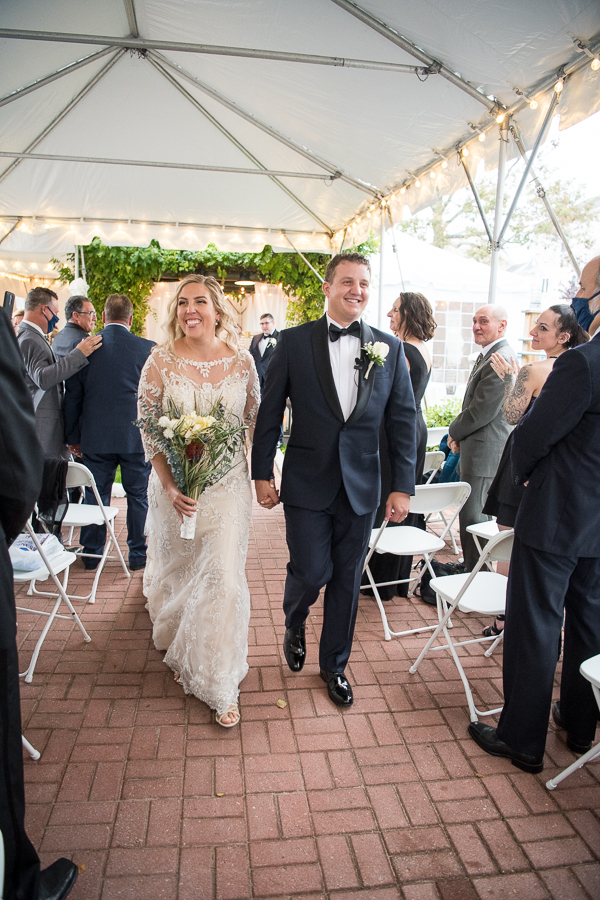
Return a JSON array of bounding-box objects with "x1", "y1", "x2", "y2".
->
[
  {"x1": 511, "y1": 348, "x2": 591, "y2": 484},
  {"x1": 251, "y1": 335, "x2": 289, "y2": 481},
  {"x1": 384, "y1": 342, "x2": 418, "y2": 495},
  {"x1": 0, "y1": 310, "x2": 43, "y2": 545},
  {"x1": 63, "y1": 365, "x2": 86, "y2": 444}
]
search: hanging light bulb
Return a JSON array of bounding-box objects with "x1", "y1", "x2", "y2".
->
[
  {"x1": 478, "y1": 132, "x2": 486, "y2": 142},
  {"x1": 415, "y1": 179, "x2": 421, "y2": 187},
  {"x1": 529, "y1": 99, "x2": 538, "y2": 109},
  {"x1": 441, "y1": 159, "x2": 448, "y2": 169},
  {"x1": 461, "y1": 147, "x2": 469, "y2": 157},
  {"x1": 366, "y1": 211, "x2": 371, "y2": 218},
  {"x1": 400, "y1": 186, "x2": 406, "y2": 194},
  {"x1": 554, "y1": 78, "x2": 564, "y2": 93},
  {"x1": 495, "y1": 112, "x2": 506, "y2": 124},
  {"x1": 591, "y1": 57, "x2": 600, "y2": 71},
  {"x1": 430, "y1": 169, "x2": 437, "y2": 178}
]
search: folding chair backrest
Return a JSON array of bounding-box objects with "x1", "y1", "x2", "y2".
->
[
  {"x1": 410, "y1": 482, "x2": 471, "y2": 516},
  {"x1": 485, "y1": 529, "x2": 514, "y2": 564},
  {"x1": 66, "y1": 461, "x2": 95, "y2": 490},
  {"x1": 423, "y1": 451, "x2": 445, "y2": 477}
]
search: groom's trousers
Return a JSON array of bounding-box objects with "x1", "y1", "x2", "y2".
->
[{"x1": 283, "y1": 485, "x2": 375, "y2": 673}]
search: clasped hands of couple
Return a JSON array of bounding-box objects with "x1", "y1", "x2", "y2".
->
[{"x1": 255, "y1": 479, "x2": 411, "y2": 523}]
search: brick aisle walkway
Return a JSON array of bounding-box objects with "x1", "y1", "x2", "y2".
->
[{"x1": 14, "y1": 498, "x2": 600, "y2": 900}]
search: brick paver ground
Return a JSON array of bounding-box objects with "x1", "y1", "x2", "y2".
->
[{"x1": 14, "y1": 496, "x2": 600, "y2": 900}]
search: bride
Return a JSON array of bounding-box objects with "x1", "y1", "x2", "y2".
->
[{"x1": 138, "y1": 274, "x2": 260, "y2": 727}]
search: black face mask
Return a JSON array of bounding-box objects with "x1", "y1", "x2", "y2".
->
[
  {"x1": 571, "y1": 290, "x2": 600, "y2": 332},
  {"x1": 43, "y1": 306, "x2": 60, "y2": 334}
]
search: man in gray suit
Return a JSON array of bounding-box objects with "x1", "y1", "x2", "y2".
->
[
  {"x1": 52, "y1": 294, "x2": 97, "y2": 360},
  {"x1": 448, "y1": 305, "x2": 516, "y2": 570},
  {"x1": 18, "y1": 287, "x2": 102, "y2": 459}
]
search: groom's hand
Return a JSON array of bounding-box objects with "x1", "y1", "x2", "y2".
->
[
  {"x1": 255, "y1": 479, "x2": 280, "y2": 509},
  {"x1": 385, "y1": 492, "x2": 411, "y2": 523}
]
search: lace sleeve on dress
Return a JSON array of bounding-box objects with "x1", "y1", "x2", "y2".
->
[
  {"x1": 241, "y1": 350, "x2": 261, "y2": 444},
  {"x1": 138, "y1": 351, "x2": 165, "y2": 461}
]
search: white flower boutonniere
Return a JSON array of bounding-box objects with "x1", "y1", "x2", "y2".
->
[
  {"x1": 266, "y1": 337, "x2": 277, "y2": 350},
  {"x1": 362, "y1": 341, "x2": 389, "y2": 379}
]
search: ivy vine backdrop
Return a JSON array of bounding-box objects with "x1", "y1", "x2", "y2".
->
[{"x1": 53, "y1": 235, "x2": 378, "y2": 336}]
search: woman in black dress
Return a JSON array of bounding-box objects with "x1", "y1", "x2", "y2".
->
[{"x1": 366, "y1": 292, "x2": 435, "y2": 600}]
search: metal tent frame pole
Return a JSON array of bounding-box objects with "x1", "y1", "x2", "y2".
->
[
  {"x1": 0, "y1": 48, "x2": 114, "y2": 110},
  {"x1": 488, "y1": 120, "x2": 509, "y2": 304},
  {"x1": 284, "y1": 235, "x2": 325, "y2": 283},
  {"x1": 460, "y1": 156, "x2": 493, "y2": 245},
  {"x1": 378, "y1": 210, "x2": 385, "y2": 328},
  {"x1": 510, "y1": 124, "x2": 580, "y2": 277}
]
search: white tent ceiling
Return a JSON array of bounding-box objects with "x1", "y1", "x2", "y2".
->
[{"x1": 0, "y1": 0, "x2": 599, "y2": 258}]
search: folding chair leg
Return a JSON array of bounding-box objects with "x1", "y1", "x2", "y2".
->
[
  {"x1": 546, "y1": 743, "x2": 600, "y2": 790},
  {"x1": 106, "y1": 520, "x2": 130, "y2": 578},
  {"x1": 484, "y1": 630, "x2": 504, "y2": 657},
  {"x1": 22, "y1": 735, "x2": 40, "y2": 760}
]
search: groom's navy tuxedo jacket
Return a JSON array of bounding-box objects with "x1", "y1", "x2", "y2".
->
[{"x1": 252, "y1": 315, "x2": 417, "y2": 516}]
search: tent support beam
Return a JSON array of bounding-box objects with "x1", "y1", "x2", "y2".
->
[
  {"x1": 0, "y1": 28, "x2": 433, "y2": 75},
  {"x1": 0, "y1": 48, "x2": 114, "y2": 109},
  {"x1": 147, "y1": 55, "x2": 333, "y2": 235},
  {"x1": 0, "y1": 218, "x2": 23, "y2": 248},
  {"x1": 0, "y1": 50, "x2": 124, "y2": 186},
  {"x1": 460, "y1": 157, "x2": 493, "y2": 245},
  {"x1": 488, "y1": 120, "x2": 509, "y2": 304},
  {"x1": 149, "y1": 50, "x2": 379, "y2": 197},
  {"x1": 510, "y1": 124, "x2": 580, "y2": 277},
  {"x1": 328, "y1": 0, "x2": 495, "y2": 110},
  {"x1": 284, "y1": 235, "x2": 325, "y2": 283},
  {"x1": 498, "y1": 94, "x2": 558, "y2": 244},
  {"x1": 0, "y1": 150, "x2": 336, "y2": 180},
  {"x1": 123, "y1": 0, "x2": 139, "y2": 38}
]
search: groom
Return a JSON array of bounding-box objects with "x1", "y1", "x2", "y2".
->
[{"x1": 252, "y1": 253, "x2": 417, "y2": 706}]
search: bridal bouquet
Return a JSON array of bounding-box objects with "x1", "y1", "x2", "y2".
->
[{"x1": 135, "y1": 397, "x2": 247, "y2": 538}]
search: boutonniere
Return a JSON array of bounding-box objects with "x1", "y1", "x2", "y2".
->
[
  {"x1": 362, "y1": 341, "x2": 389, "y2": 379},
  {"x1": 266, "y1": 337, "x2": 277, "y2": 349}
]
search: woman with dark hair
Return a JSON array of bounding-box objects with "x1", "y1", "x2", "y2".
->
[
  {"x1": 366, "y1": 292, "x2": 435, "y2": 600},
  {"x1": 482, "y1": 304, "x2": 588, "y2": 636}
]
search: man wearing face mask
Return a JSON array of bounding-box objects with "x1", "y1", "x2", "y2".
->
[
  {"x1": 18, "y1": 287, "x2": 102, "y2": 459},
  {"x1": 572, "y1": 256, "x2": 600, "y2": 335}
]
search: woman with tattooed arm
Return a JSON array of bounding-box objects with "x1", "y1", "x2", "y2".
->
[{"x1": 481, "y1": 305, "x2": 588, "y2": 637}]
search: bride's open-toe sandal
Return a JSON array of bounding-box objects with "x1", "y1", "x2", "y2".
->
[
  {"x1": 482, "y1": 615, "x2": 505, "y2": 638},
  {"x1": 216, "y1": 706, "x2": 240, "y2": 728}
]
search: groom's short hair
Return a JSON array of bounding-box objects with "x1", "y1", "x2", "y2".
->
[{"x1": 325, "y1": 252, "x2": 371, "y2": 284}]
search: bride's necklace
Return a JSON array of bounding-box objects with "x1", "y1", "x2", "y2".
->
[{"x1": 179, "y1": 337, "x2": 236, "y2": 376}]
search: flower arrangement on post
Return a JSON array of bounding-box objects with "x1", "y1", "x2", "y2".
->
[
  {"x1": 135, "y1": 397, "x2": 248, "y2": 539},
  {"x1": 362, "y1": 341, "x2": 390, "y2": 379}
]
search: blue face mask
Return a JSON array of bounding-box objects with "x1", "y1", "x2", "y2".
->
[
  {"x1": 43, "y1": 305, "x2": 60, "y2": 334},
  {"x1": 571, "y1": 290, "x2": 600, "y2": 332}
]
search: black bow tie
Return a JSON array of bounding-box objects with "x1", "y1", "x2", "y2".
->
[{"x1": 328, "y1": 321, "x2": 361, "y2": 342}]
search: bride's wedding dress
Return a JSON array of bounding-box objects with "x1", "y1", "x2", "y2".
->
[{"x1": 138, "y1": 346, "x2": 260, "y2": 714}]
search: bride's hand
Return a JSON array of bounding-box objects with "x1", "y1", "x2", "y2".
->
[
  {"x1": 490, "y1": 353, "x2": 519, "y2": 381},
  {"x1": 167, "y1": 485, "x2": 198, "y2": 523}
]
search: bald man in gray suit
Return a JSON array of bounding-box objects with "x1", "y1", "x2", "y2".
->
[{"x1": 448, "y1": 305, "x2": 516, "y2": 570}]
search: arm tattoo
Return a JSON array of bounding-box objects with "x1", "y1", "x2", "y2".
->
[{"x1": 503, "y1": 366, "x2": 531, "y2": 425}]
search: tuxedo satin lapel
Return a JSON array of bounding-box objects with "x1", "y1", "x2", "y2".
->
[
  {"x1": 311, "y1": 316, "x2": 344, "y2": 422},
  {"x1": 346, "y1": 320, "x2": 375, "y2": 427}
]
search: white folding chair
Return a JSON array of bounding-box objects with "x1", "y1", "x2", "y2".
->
[
  {"x1": 467, "y1": 520, "x2": 504, "y2": 655},
  {"x1": 423, "y1": 450, "x2": 446, "y2": 485},
  {"x1": 22, "y1": 735, "x2": 41, "y2": 760},
  {"x1": 423, "y1": 476, "x2": 466, "y2": 555},
  {"x1": 409, "y1": 529, "x2": 514, "y2": 723},
  {"x1": 426, "y1": 426, "x2": 447, "y2": 448},
  {"x1": 14, "y1": 522, "x2": 91, "y2": 683},
  {"x1": 60, "y1": 461, "x2": 130, "y2": 602},
  {"x1": 547, "y1": 654, "x2": 600, "y2": 790},
  {"x1": 362, "y1": 482, "x2": 471, "y2": 642}
]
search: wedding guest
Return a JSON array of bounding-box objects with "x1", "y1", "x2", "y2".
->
[
  {"x1": 64, "y1": 294, "x2": 155, "y2": 571},
  {"x1": 0, "y1": 307, "x2": 79, "y2": 900},
  {"x1": 252, "y1": 253, "x2": 417, "y2": 707},
  {"x1": 482, "y1": 305, "x2": 588, "y2": 636},
  {"x1": 249, "y1": 313, "x2": 279, "y2": 391},
  {"x1": 367, "y1": 292, "x2": 434, "y2": 600},
  {"x1": 11, "y1": 307, "x2": 24, "y2": 334},
  {"x1": 447, "y1": 305, "x2": 516, "y2": 570},
  {"x1": 138, "y1": 276, "x2": 260, "y2": 727},
  {"x1": 571, "y1": 256, "x2": 600, "y2": 334},
  {"x1": 52, "y1": 295, "x2": 97, "y2": 360},
  {"x1": 17, "y1": 287, "x2": 102, "y2": 459},
  {"x1": 469, "y1": 325, "x2": 600, "y2": 773}
]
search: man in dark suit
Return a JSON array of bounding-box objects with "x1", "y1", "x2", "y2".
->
[
  {"x1": 249, "y1": 313, "x2": 279, "y2": 391},
  {"x1": 469, "y1": 334, "x2": 600, "y2": 773},
  {"x1": 52, "y1": 294, "x2": 97, "y2": 360},
  {"x1": 447, "y1": 305, "x2": 516, "y2": 570},
  {"x1": 18, "y1": 287, "x2": 102, "y2": 459},
  {"x1": 64, "y1": 294, "x2": 155, "y2": 571},
  {"x1": 0, "y1": 308, "x2": 79, "y2": 900},
  {"x1": 252, "y1": 253, "x2": 416, "y2": 706}
]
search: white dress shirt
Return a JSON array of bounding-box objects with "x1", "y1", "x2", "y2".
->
[
  {"x1": 258, "y1": 331, "x2": 273, "y2": 357},
  {"x1": 326, "y1": 313, "x2": 361, "y2": 421}
]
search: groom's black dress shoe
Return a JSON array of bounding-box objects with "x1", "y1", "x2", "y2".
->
[
  {"x1": 552, "y1": 702, "x2": 592, "y2": 754},
  {"x1": 283, "y1": 626, "x2": 306, "y2": 672},
  {"x1": 320, "y1": 670, "x2": 353, "y2": 706},
  {"x1": 467, "y1": 722, "x2": 544, "y2": 773},
  {"x1": 38, "y1": 858, "x2": 78, "y2": 900}
]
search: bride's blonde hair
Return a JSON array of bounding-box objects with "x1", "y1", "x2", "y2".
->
[{"x1": 163, "y1": 274, "x2": 239, "y2": 352}]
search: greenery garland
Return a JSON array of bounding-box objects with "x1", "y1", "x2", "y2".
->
[{"x1": 52, "y1": 234, "x2": 378, "y2": 336}]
